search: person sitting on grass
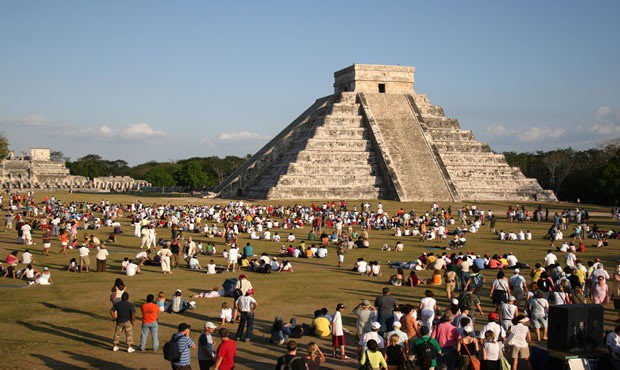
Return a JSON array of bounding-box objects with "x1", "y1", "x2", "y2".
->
[
  {"x1": 20, "y1": 264, "x2": 39, "y2": 284},
  {"x1": 67, "y1": 257, "x2": 79, "y2": 272},
  {"x1": 165, "y1": 289, "x2": 195, "y2": 314},
  {"x1": 35, "y1": 267, "x2": 53, "y2": 285},
  {"x1": 279, "y1": 260, "x2": 293, "y2": 272}
]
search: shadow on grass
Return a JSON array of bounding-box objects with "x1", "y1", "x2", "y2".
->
[
  {"x1": 30, "y1": 354, "x2": 81, "y2": 369},
  {"x1": 40, "y1": 302, "x2": 110, "y2": 320},
  {"x1": 19, "y1": 320, "x2": 111, "y2": 350},
  {"x1": 63, "y1": 350, "x2": 134, "y2": 370}
]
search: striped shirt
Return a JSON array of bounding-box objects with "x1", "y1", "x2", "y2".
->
[{"x1": 173, "y1": 333, "x2": 195, "y2": 366}]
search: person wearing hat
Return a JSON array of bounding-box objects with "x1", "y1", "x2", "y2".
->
[
  {"x1": 166, "y1": 289, "x2": 194, "y2": 314},
  {"x1": 509, "y1": 269, "x2": 527, "y2": 301},
  {"x1": 478, "y1": 312, "x2": 505, "y2": 345},
  {"x1": 110, "y1": 292, "x2": 136, "y2": 352},
  {"x1": 386, "y1": 321, "x2": 408, "y2": 348},
  {"x1": 331, "y1": 303, "x2": 348, "y2": 359},
  {"x1": 234, "y1": 274, "x2": 253, "y2": 296},
  {"x1": 35, "y1": 266, "x2": 53, "y2": 285},
  {"x1": 505, "y1": 315, "x2": 532, "y2": 370},
  {"x1": 500, "y1": 296, "x2": 518, "y2": 332},
  {"x1": 235, "y1": 289, "x2": 257, "y2": 342},
  {"x1": 353, "y1": 299, "x2": 377, "y2": 341},
  {"x1": 170, "y1": 323, "x2": 196, "y2": 369},
  {"x1": 358, "y1": 321, "x2": 385, "y2": 353},
  {"x1": 198, "y1": 322, "x2": 217, "y2": 370}
]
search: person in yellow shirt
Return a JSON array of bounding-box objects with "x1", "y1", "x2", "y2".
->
[{"x1": 311, "y1": 310, "x2": 331, "y2": 337}]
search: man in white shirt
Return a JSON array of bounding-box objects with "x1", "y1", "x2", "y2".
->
[
  {"x1": 316, "y1": 246, "x2": 328, "y2": 258},
  {"x1": 479, "y1": 312, "x2": 506, "y2": 343},
  {"x1": 78, "y1": 244, "x2": 90, "y2": 272},
  {"x1": 565, "y1": 251, "x2": 577, "y2": 269},
  {"x1": 21, "y1": 249, "x2": 33, "y2": 265},
  {"x1": 359, "y1": 321, "x2": 385, "y2": 351},
  {"x1": 287, "y1": 233, "x2": 296, "y2": 243},
  {"x1": 544, "y1": 250, "x2": 558, "y2": 268},
  {"x1": 235, "y1": 289, "x2": 257, "y2": 342},
  {"x1": 125, "y1": 260, "x2": 141, "y2": 276}
]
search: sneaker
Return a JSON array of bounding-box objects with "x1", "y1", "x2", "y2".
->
[
  {"x1": 112, "y1": 346, "x2": 119, "y2": 352},
  {"x1": 244, "y1": 338, "x2": 250, "y2": 342},
  {"x1": 127, "y1": 347, "x2": 135, "y2": 353}
]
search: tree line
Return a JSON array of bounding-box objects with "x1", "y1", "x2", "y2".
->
[
  {"x1": 503, "y1": 144, "x2": 619, "y2": 205},
  {"x1": 64, "y1": 154, "x2": 247, "y2": 191}
]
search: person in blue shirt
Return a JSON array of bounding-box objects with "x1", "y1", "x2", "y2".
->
[
  {"x1": 243, "y1": 242, "x2": 253, "y2": 258},
  {"x1": 172, "y1": 322, "x2": 196, "y2": 370}
]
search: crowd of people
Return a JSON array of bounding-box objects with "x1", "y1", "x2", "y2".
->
[{"x1": 2, "y1": 192, "x2": 620, "y2": 369}]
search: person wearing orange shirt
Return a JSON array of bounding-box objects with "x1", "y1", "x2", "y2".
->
[{"x1": 140, "y1": 294, "x2": 160, "y2": 351}]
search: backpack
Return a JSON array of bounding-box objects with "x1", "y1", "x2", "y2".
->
[
  {"x1": 290, "y1": 325, "x2": 304, "y2": 338},
  {"x1": 280, "y1": 355, "x2": 302, "y2": 370},
  {"x1": 163, "y1": 334, "x2": 181, "y2": 362},
  {"x1": 418, "y1": 337, "x2": 437, "y2": 368},
  {"x1": 472, "y1": 274, "x2": 483, "y2": 289},
  {"x1": 539, "y1": 278, "x2": 551, "y2": 292}
]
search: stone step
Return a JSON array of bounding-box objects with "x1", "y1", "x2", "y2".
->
[
  {"x1": 319, "y1": 115, "x2": 364, "y2": 127},
  {"x1": 276, "y1": 174, "x2": 382, "y2": 187},
  {"x1": 303, "y1": 140, "x2": 370, "y2": 151},
  {"x1": 291, "y1": 151, "x2": 376, "y2": 163},
  {"x1": 338, "y1": 92, "x2": 358, "y2": 104},
  {"x1": 284, "y1": 164, "x2": 376, "y2": 176},
  {"x1": 434, "y1": 142, "x2": 492, "y2": 152},
  {"x1": 266, "y1": 185, "x2": 383, "y2": 199},
  {"x1": 421, "y1": 118, "x2": 461, "y2": 129},
  {"x1": 313, "y1": 127, "x2": 367, "y2": 138},
  {"x1": 329, "y1": 103, "x2": 362, "y2": 116}
]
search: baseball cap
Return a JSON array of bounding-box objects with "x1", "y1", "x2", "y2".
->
[
  {"x1": 508, "y1": 296, "x2": 516, "y2": 302},
  {"x1": 488, "y1": 312, "x2": 498, "y2": 321},
  {"x1": 451, "y1": 298, "x2": 459, "y2": 305},
  {"x1": 514, "y1": 268, "x2": 520, "y2": 274},
  {"x1": 246, "y1": 289, "x2": 255, "y2": 295},
  {"x1": 371, "y1": 322, "x2": 381, "y2": 330},
  {"x1": 336, "y1": 303, "x2": 345, "y2": 309},
  {"x1": 43, "y1": 267, "x2": 49, "y2": 271},
  {"x1": 178, "y1": 323, "x2": 191, "y2": 332},
  {"x1": 361, "y1": 299, "x2": 371, "y2": 307},
  {"x1": 393, "y1": 321, "x2": 402, "y2": 328},
  {"x1": 205, "y1": 321, "x2": 217, "y2": 329},
  {"x1": 176, "y1": 289, "x2": 182, "y2": 293}
]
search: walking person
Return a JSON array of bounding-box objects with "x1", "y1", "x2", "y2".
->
[
  {"x1": 158, "y1": 244, "x2": 173, "y2": 274},
  {"x1": 214, "y1": 328, "x2": 236, "y2": 370},
  {"x1": 198, "y1": 322, "x2": 218, "y2": 370},
  {"x1": 375, "y1": 287, "x2": 397, "y2": 337},
  {"x1": 305, "y1": 342, "x2": 326, "y2": 370},
  {"x1": 110, "y1": 292, "x2": 136, "y2": 353},
  {"x1": 140, "y1": 294, "x2": 159, "y2": 352},
  {"x1": 235, "y1": 289, "x2": 257, "y2": 342},
  {"x1": 170, "y1": 323, "x2": 196, "y2": 370},
  {"x1": 505, "y1": 315, "x2": 532, "y2": 370},
  {"x1": 276, "y1": 340, "x2": 307, "y2": 370}
]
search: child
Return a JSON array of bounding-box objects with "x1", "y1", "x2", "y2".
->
[
  {"x1": 222, "y1": 249, "x2": 228, "y2": 260},
  {"x1": 220, "y1": 302, "x2": 233, "y2": 325},
  {"x1": 67, "y1": 258, "x2": 78, "y2": 272},
  {"x1": 156, "y1": 291, "x2": 166, "y2": 312},
  {"x1": 482, "y1": 330, "x2": 502, "y2": 370},
  {"x1": 206, "y1": 260, "x2": 217, "y2": 274},
  {"x1": 189, "y1": 254, "x2": 202, "y2": 270}
]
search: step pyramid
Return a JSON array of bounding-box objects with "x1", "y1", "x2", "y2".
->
[{"x1": 214, "y1": 64, "x2": 557, "y2": 202}]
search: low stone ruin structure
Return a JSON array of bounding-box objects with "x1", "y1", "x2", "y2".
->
[
  {"x1": 1, "y1": 148, "x2": 148, "y2": 191},
  {"x1": 215, "y1": 64, "x2": 557, "y2": 202}
]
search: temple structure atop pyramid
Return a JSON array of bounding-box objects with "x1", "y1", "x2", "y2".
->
[{"x1": 214, "y1": 64, "x2": 557, "y2": 202}]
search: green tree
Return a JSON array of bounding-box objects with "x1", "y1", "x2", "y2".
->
[
  {"x1": 174, "y1": 161, "x2": 210, "y2": 190},
  {"x1": 144, "y1": 167, "x2": 176, "y2": 187},
  {"x1": 0, "y1": 133, "x2": 9, "y2": 159}
]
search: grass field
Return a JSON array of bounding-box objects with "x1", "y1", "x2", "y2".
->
[{"x1": 0, "y1": 192, "x2": 617, "y2": 369}]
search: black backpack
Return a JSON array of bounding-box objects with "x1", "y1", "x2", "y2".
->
[
  {"x1": 418, "y1": 338, "x2": 437, "y2": 368},
  {"x1": 163, "y1": 334, "x2": 181, "y2": 363}
]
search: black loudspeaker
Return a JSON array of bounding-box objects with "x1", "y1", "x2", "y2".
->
[
  {"x1": 586, "y1": 304, "x2": 604, "y2": 349},
  {"x1": 548, "y1": 304, "x2": 604, "y2": 351}
]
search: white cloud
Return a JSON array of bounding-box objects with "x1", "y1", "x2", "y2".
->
[
  {"x1": 0, "y1": 114, "x2": 48, "y2": 126},
  {"x1": 486, "y1": 124, "x2": 514, "y2": 136},
  {"x1": 121, "y1": 123, "x2": 165, "y2": 138},
  {"x1": 76, "y1": 123, "x2": 166, "y2": 140},
  {"x1": 590, "y1": 106, "x2": 620, "y2": 135},
  {"x1": 518, "y1": 126, "x2": 565, "y2": 142},
  {"x1": 218, "y1": 131, "x2": 270, "y2": 141}
]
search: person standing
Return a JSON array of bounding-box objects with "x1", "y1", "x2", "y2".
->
[
  {"x1": 171, "y1": 323, "x2": 196, "y2": 370},
  {"x1": 140, "y1": 294, "x2": 159, "y2": 352},
  {"x1": 158, "y1": 245, "x2": 173, "y2": 274},
  {"x1": 375, "y1": 287, "x2": 397, "y2": 337},
  {"x1": 235, "y1": 289, "x2": 257, "y2": 342},
  {"x1": 336, "y1": 243, "x2": 346, "y2": 267},
  {"x1": 110, "y1": 292, "x2": 136, "y2": 353},
  {"x1": 332, "y1": 303, "x2": 348, "y2": 359},
  {"x1": 353, "y1": 299, "x2": 377, "y2": 341},
  {"x1": 78, "y1": 243, "x2": 90, "y2": 272},
  {"x1": 42, "y1": 227, "x2": 52, "y2": 256},
  {"x1": 198, "y1": 322, "x2": 218, "y2": 370},
  {"x1": 95, "y1": 244, "x2": 109, "y2": 272},
  {"x1": 214, "y1": 328, "x2": 236, "y2": 370}
]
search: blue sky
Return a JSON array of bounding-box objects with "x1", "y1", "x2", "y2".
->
[{"x1": 1, "y1": 1, "x2": 619, "y2": 164}]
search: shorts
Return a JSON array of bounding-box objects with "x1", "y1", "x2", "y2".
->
[
  {"x1": 531, "y1": 313, "x2": 547, "y2": 329},
  {"x1": 61, "y1": 242, "x2": 68, "y2": 247},
  {"x1": 80, "y1": 256, "x2": 90, "y2": 266},
  {"x1": 510, "y1": 345, "x2": 530, "y2": 359},
  {"x1": 338, "y1": 255, "x2": 344, "y2": 263},
  {"x1": 43, "y1": 243, "x2": 51, "y2": 249},
  {"x1": 332, "y1": 335, "x2": 345, "y2": 346}
]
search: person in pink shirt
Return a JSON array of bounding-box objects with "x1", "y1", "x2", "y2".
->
[
  {"x1": 592, "y1": 276, "x2": 610, "y2": 305},
  {"x1": 432, "y1": 314, "x2": 461, "y2": 369}
]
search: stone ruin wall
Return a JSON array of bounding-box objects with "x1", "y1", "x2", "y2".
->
[{"x1": 0, "y1": 149, "x2": 149, "y2": 192}]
